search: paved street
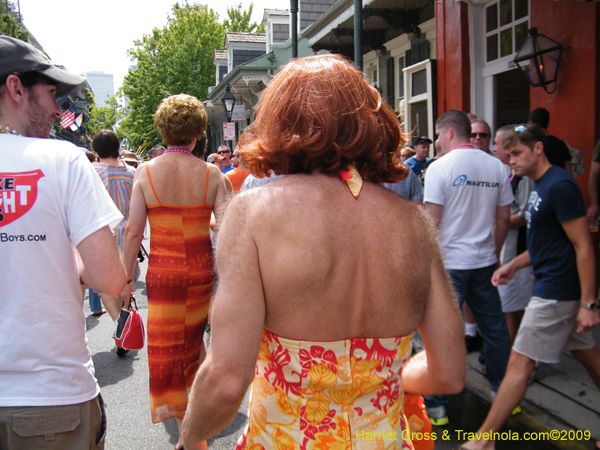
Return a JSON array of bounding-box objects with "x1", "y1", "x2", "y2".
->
[
  {"x1": 84, "y1": 236, "x2": 595, "y2": 449},
  {"x1": 85, "y1": 236, "x2": 248, "y2": 450}
]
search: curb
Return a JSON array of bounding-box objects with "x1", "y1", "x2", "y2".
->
[{"x1": 464, "y1": 374, "x2": 595, "y2": 450}]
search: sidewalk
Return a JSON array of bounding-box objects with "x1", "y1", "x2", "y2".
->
[{"x1": 462, "y1": 324, "x2": 600, "y2": 450}]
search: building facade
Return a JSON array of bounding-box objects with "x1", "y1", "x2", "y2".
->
[{"x1": 84, "y1": 71, "x2": 115, "y2": 108}]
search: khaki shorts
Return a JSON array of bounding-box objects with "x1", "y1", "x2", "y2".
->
[
  {"x1": 513, "y1": 297, "x2": 596, "y2": 363},
  {"x1": 0, "y1": 394, "x2": 106, "y2": 450}
]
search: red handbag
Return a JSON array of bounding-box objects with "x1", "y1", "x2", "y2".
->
[{"x1": 115, "y1": 296, "x2": 145, "y2": 350}]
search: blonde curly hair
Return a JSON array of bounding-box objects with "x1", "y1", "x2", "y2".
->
[{"x1": 154, "y1": 94, "x2": 207, "y2": 146}]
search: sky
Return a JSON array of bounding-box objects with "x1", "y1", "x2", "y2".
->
[{"x1": 18, "y1": 0, "x2": 278, "y2": 93}]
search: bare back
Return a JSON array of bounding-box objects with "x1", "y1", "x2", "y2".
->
[
  {"x1": 137, "y1": 155, "x2": 224, "y2": 207},
  {"x1": 217, "y1": 172, "x2": 441, "y2": 341}
]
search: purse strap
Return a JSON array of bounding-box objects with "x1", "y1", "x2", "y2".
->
[{"x1": 121, "y1": 294, "x2": 137, "y2": 310}]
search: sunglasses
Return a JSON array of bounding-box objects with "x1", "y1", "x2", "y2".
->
[
  {"x1": 232, "y1": 154, "x2": 239, "y2": 157},
  {"x1": 471, "y1": 133, "x2": 489, "y2": 139},
  {"x1": 218, "y1": 150, "x2": 230, "y2": 154},
  {"x1": 514, "y1": 125, "x2": 527, "y2": 133}
]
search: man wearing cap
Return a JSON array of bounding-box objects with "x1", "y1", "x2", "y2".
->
[
  {"x1": 0, "y1": 36, "x2": 127, "y2": 449},
  {"x1": 217, "y1": 144, "x2": 234, "y2": 173},
  {"x1": 405, "y1": 136, "x2": 432, "y2": 179}
]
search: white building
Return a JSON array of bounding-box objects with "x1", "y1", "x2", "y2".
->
[{"x1": 84, "y1": 71, "x2": 115, "y2": 108}]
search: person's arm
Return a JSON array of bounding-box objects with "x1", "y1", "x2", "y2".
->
[
  {"x1": 425, "y1": 202, "x2": 443, "y2": 228},
  {"x1": 120, "y1": 169, "x2": 148, "y2": 299},
  {"x1": 587, "y1": 161, "x2": 600, "y2": 222},
  {"x1": 78, "y1": 225, "x2": 127, "y2": 296},
  {"x1": 491, "y1": 250, "x2": 531, "y2": 286},
  {"x1": 410, "y1": 170, "x2": 424, "y2": 204},
  {"x1": 182, "y1": 194, "x2": 265, "y2": 448},
  {"x1": 211, "y1": 170, "x2": 229, "y2": 232},
  {"x1": 493, "y1": 204, "x2": 510, "y2": 258},
  {"x1": 561, "y1": 216, "x2": 599, "y2": 332},
  {"x1": 402, "y1": 217, "x2": 465, "y2": 395},
  {"x1": 508, "y1": 213, "x2": 527, "y2": 228}
]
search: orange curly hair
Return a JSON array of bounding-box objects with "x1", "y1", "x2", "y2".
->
[
  {"x1": 154, "y1": 94, "x2": 207, "y2": 146},
  {"x1": 238, "y1": 54, "x2": 407, "y2": 183}
]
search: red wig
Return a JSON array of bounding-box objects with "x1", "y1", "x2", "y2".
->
[{"x1": 238, "y1": 54, "x2": 407, "y2": 183}]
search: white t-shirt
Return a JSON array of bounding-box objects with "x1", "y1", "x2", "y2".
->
[
  {"x1": 0, "y1": 135, "x2": 122, "y2": 407},
  {"x1": 423, "y1": 148, "x2": 514, "y2": 270}
]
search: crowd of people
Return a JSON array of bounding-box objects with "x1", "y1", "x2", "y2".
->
[{"x1": 1, "y1": 35, "x2": 599, "y2": 450}]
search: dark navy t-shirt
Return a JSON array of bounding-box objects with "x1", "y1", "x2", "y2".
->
[{"x1": 526, "y1": 166, "x2": 586, "y2": 300}]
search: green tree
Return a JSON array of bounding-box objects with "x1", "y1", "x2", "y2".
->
[
  {"x1": 120, "y1": 2, "x2": 225, "y2": 148},
  {"x1": 0, "y1": 2, "x2": 29, "y2": 40},
  {"x1": 223, "y1": 2, "x2": 265, "y2": 33},
  {"x1": 87, "y1": 94, "x2": 125, "y2": 139}
]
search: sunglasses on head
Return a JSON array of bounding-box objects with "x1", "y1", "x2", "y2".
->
[{"x1": 471, "y1": 132, "x2": 489, "y2": 139}]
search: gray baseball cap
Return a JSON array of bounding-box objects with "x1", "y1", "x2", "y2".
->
[{"x1": 0, "y1": 36, "x2": 85, "y2": 98}]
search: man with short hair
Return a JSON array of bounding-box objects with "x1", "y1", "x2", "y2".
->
[
  {"x1": 461, "y1": 123, "x2": 600, "y2": 450},
  {"x1": 217, "y1": 144, "x2": 233, "y2": 173},
  {"x1": 0, "y1": 36, "x2": 127, "y2": 449},
  {"x1": 471, "y1": 119, "x2": 492, "y2": 154},
  {"x1": 528, "y1": 107, "x2": 572, "y2": 173},
  {"x1": 423, "y1": 109, "x2": 513, "y2": 425},
  {"x1": 226, "y1": 148, "x2": 251, "y2": 193},
  {"x1": 93, "y1": 130, "x2": 137, "y2": 328},
  {"x1": 493, "y1": 125, "x2": 534, "y2": 343},
  {"x1": 405, "y1": 136, "x2": 431, "y2": 178},
  {"x1": 150, "y1": 144, "x2": 165, "y2": 158}
]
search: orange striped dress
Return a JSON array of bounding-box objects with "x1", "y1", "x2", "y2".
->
[{"x1": 145, "y1": 164, "x2": 214, "y2": 423}]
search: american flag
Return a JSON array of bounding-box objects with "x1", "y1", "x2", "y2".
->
[{"x1": 60, "y1": 104, "x2": 76, "y2": 129}]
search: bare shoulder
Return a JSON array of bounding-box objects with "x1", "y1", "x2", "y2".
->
[{"x1": 133, "y1": 161, "x2": 149, "y2": 182}]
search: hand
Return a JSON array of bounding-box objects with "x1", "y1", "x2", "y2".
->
[
  {"x1": 120, "y1": 281, "x2": 133, "y2": 301},
  {"x1": 587, "y1": 205, "x2": 599, "y2": 224},
  {"x1": 576, "y1": 307, "x2": 599, "y2": 333},
  {"x1": 491, "y1": 263, "x2": 514, "y2": 286}
]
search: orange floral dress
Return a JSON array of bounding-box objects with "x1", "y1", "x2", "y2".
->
[{"x1": 236, "y1": 330, "x2": 432, "y2": 450}]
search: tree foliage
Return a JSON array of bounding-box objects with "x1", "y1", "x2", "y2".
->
[
  {"x1": 0, "y1": 3, "x2": 29, "y2": 40},
  {"x1": 224, "y1": 2, "x2": 265, "y2": 33},
  {"x1": 86, "y1": 93, "x2": 125, "y2": 140},
  {"x1": 120, "y1": 2, "x2": 225, "y2": 148}
]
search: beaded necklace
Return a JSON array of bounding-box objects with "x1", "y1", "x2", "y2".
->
[
  {"x1": 450, "y1": 143, "x2": 475, "y2": 151},
  {"x1": 0, "y1": 125, "x2": 21, "y2": 136},
  {"x1": 164, "y1": 147, "x2": 194, "y2": 156}
]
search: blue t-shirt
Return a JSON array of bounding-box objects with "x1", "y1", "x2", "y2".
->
[
  {"x1": 222, "y1": 164, "x2": 234, "y2": 174},
  {"x1": 405, "y1": 156, "x2": 429, "y2": 178},
  {"x1": 526, "y1": 166, "x2": 586, "y2": 300}
]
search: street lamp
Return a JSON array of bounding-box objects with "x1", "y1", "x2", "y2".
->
[
  {"x1": 222, "y1": 83, "x2": 236, "y2": 122},
  {"x1": 512, "y1": 28, "x2": 563, "y2": 94}
]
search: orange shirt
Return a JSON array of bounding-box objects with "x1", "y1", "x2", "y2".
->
[{"x1": 226, "y1": 168, "x2": 251, "y2": 193}]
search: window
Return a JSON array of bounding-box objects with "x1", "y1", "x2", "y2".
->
[
  {"x1": 370, "y1": 68, "x2": 378, "y2": 87},
  {"x1": 403, "y1": 60, "x2": 435, "y2": 142},
  {"x1": 485, "y1": 0, "x2": 529, "y2": 63},
  {"x1": 398, "y1": 56, "x2": 405, "y2": 100}
]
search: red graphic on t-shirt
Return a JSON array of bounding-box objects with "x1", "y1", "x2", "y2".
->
[{"x1": 0, "y1": 170, "x2": 45, "y2": 227}]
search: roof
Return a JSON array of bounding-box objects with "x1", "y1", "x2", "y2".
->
[
  {"x1": 225, "y1": 32, "x2": 266, "y2": 45},
  {"x1": 213, "y1": 50, "x2": 227, "y2": 60},
  {"x1": 264, "y1": 9, "x2": 290, "y2": 16}
]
